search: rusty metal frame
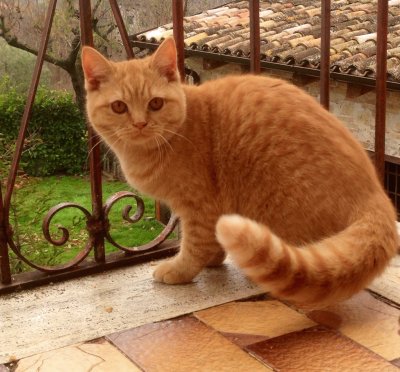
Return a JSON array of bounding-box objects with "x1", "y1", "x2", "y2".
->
[
  {"x1": 173, "y1": 0, "x2": 185, "y2": 79},
  {"x1": 1, "y1": 0, "x2": 58, "y2": 286},
  {"x1": 320, "y1": 0, "x2": 331, "y2": 110},
  {"x1": 249, "y1": 1, "x2": 260, "y2": 74},
  {"x1": 0, "y1": 0, "x2": 179, "y2": 293},
  {"x1": 375, "y1": 0, "x2": 389, "y2": 182}
]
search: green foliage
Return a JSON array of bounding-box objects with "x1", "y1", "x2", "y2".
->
[{"x1": 0, "y1": 86, "x2": 87, "y2": 176}]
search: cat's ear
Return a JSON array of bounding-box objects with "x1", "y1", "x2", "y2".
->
[
  {"x1": 81, "y1": 46, "x2": 112, "y2": 91},
  {"x1": 151, "y1": 37, "x2": 179, "y2": 82}
]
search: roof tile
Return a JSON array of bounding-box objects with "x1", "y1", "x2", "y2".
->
[{"x1": 134, "y1": 0, "x2": 400, "y2": 82}]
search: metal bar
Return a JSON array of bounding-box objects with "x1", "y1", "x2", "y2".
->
[
  {"x1": 366, "y1": 151, "x2": 400, "y2": 166},
  {"x1": 375, "y1": 0, "x2": 388, "y2": 182},
  {"x1": 249, "y1": 0, "x2": 261, "y2": 74},
  {"x1": 0, "y1": 240, "x2": 179, "y2": 294},
  {"x1": 320, "y1": 0, "x2": 331, "y2": 110},
  {"x1": 79, "y1": 0, "x2": 106, "y2": 263},
  {"x1": 3, "y1": 0, "x2": 58, "y2": 224},
  {"x1": 161, "y1": 0, "x2": 185, "y2": 227},
  {"x1": 155, "y1": 202, "x2": 171, "y2": 225},
  {"x1": 79, "y1": 0, "x2": 93, "y2": 46},
  {"x1": 2, "y1": 0, "x2": 58, "y2": 284},
  {"x1": 172, "y1": 0, "x2": 185, "y2": 80},
  {"x1": 0, "y1": 185, "x2": 11, "y2": 284},
  {"x1": 108, "y1": 0, "x2": 134, "y2": 59}
]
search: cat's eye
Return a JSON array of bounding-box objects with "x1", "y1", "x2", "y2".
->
[
  {"x1": 148, "y1": 97, "x2": 164, "y2": 111},
  {"x1": 111, "y1": 100, "x2": 128, "y2": 114}
]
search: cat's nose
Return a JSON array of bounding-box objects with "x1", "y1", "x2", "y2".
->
[{"x1": 134, "y1": 122, "x2": 148, "y2": 130}]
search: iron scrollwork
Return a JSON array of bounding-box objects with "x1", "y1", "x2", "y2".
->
[
  {"x1": 5, "y1": 192, "x2": 178, "y2": 273},
  {"x1": 6, "y1": 203, "x2": 94, "y2": 273},
  {"x1": 103, "y1": 191, "x2": 178, "y2": 253}
]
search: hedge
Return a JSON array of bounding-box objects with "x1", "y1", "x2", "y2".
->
[{"x1": 0, "y1": 87, "x2": 88, "y2": 176}]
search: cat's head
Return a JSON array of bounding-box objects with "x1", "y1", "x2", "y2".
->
[{"x1": 81, "y1": 38, "x2": 186, "y2": 152}]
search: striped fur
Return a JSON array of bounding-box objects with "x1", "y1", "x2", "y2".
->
[
  {"x1": 216, "y1": 199, "x2": 397, "y2": 308},
  {"x1": 82, "y1": 38, "x2": 398, "y2": 308}
]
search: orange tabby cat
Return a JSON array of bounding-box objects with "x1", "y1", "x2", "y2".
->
[{"x1": 82, "y1": 38, "x2": 398, "y2": 308}]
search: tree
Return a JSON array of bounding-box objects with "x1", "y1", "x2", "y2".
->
[{"x1": 0, "y1": 0, "x2": 121, "y2": 113}]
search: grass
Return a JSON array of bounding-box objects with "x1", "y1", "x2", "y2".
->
[{"x1": 9, "y1": 175, "x2": 169, "y2": 274}]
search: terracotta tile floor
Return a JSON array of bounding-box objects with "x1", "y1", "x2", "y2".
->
[
  {"x1": 3, "y1": 288, "x2": 399, "y2": 371},
  {"x1": 2, "y1": 245, "x2": 399, "y2": 371}
]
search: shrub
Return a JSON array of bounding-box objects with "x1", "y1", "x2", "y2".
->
[{"x1": 0, "y1": 86, "x2": 87, "y2": 176}]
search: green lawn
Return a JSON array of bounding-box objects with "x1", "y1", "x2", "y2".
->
[{"x1": 9, "y1": 176, "x2": 168, "y2": 273}]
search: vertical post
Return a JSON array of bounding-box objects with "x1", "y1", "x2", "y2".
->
[
  {"x1": 172, "y1": 0, "x2": 185, "y2": 80},
  {"x1": 155, "y1": 0, "x2": 185, "y2": 224},
  {"x1": 155, "y1": 202, "x2": 171, "y2": 226},
  {"x1": 79, "y1": 0, "x2": 105, "y2": 262},
  {"x1": 0, "y1": 186, "x2": 11, "y2": 284},
  {"x1": 108, "y1": 0, "x2": 135, "y2": 59},
  {"x1": 249, "y1": 0, "x2": 261, "y2": 74},
  {"x1": 375, "y1": 0, "x2": 388, "y2": 182},
  {"x1": 4, "y1": 0, "x2": 58, "y2": 220},
  {"x1": 320, "y1": 0, "x2": 331, "y2": 110},
  {"x1": 2, "y1": 0, "x2": 58, "y2": 283}
]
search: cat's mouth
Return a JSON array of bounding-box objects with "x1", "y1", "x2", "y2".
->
[{"x1": 126, "y1": 128, "x2": 156, "y2": 145}]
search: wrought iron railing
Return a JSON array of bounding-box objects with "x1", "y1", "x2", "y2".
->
[
  {"x1": 0, "y1": 0, "x2": 180, "y2": 293},
  {"x1": 0, "y1": 0, "x2": 397, "y2": 293}
]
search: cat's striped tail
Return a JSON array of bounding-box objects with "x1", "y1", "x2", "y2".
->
[{"x1": 216, "y1": 211, "x2": 398, "y2": 308}]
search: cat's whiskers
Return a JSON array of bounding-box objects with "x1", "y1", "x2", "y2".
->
[
  {"x1": 87, "y1": 137, "x2": 105, "y2": 163},
  {"x1": 88, "y1": 128, "x2": 127, "y2": 164},
  {"x1": 162, "y1": 128, "x2": 195, "y2": 147},
  {"x1": 86, "y1": 133, "x2": 117, "y2": 164},
  {"x1": 102, "y1": 142, "x2": 117, "y2": 161},
  {"x1": 153, "y1": 136, "x2": 164, "y2": 165},
  {"x1": 156, "y1": 132, "x2": 175, "y2": 153}
]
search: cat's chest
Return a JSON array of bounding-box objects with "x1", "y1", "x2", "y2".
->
[{"x1": 120, "y1": 158, "x2": 171, "y2": 198}]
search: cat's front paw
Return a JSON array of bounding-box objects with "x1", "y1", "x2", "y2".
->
[{"x1": 153, "y1": 260, "x2": 196, "y2": 284}]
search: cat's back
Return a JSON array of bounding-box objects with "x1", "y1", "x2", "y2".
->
[
  {"x1": 197, "y1": 74, "x2": 313, "y2": 108},
  {"x1": 192, "y1": 74, "x2": 367, "y2": 162},
  {"x1": 185, "y1": 74, "x2": 381, "y2": 222},
  {"x1": 193, "y1": 74, "x2": 343, "y2": 139}
]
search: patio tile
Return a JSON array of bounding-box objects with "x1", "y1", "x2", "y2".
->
[
  {"x1": 246, "y1": 326, "x2": 399, "y2": 371},
  {"x1": 14, "y1": 338, "x2": 140, "y2": 372},
  {"x1": 194, "y1": 300, "x2": 315, "y2": 340},
  {"x1": 369, "y1": 254, "x2": 400, "y2": 305},
  {"x1": 392, "y1": 358, "x2": 400, "y2": 368},
  {"x1": 307, "y1": 291, "x2": 400, "y2": 361},
  {"x1": 107, "y1": 316, "x2": 271, "y2": 371},
  {"x1": 219, "y1": 332, "x2": 270, "y2": 348}
]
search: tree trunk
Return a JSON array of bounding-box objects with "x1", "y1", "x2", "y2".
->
[{"x1": 67, "y1": 64, "x2": 86, "y2": 115}]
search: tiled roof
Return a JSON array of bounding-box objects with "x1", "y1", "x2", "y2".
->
[{"x1": 133, "y1": 0, "x2": 400, "y2": 82}]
